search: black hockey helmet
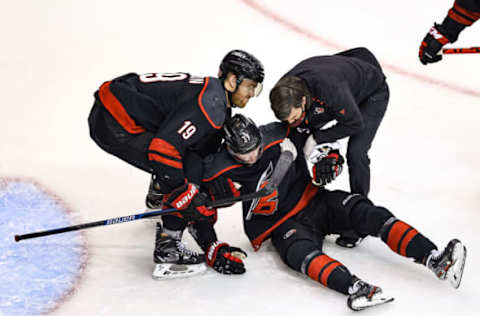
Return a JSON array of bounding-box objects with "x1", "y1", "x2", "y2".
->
[
  {"x1": 224, "y1": 114, "x2": 263, "y2": 164},
  {"x1": 220, "y1": 50, "x2": 264, "y2": 96}
]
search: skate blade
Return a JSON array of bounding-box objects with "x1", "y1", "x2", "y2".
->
[
  {"x1": 350, "y1": 294, "x2": 394, "y2": 311},
  {"x1": 447, "y1": 242, "x2": 467, "y2": 289},
  {"x1": 152, "y1": 263, "x2": 207, "y2": 280}
]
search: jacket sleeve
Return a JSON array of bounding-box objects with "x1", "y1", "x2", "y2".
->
[{"x1": 313, "y1": 82, "x2": 364, "y2": 144}]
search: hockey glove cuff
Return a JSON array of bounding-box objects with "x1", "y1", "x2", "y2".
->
[{"x1": 165, "y1": 183, "x2": 216, "y2": 221}]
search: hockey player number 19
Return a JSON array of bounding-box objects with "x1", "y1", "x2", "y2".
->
[
  {"x1": 139, "y1": 72, "x2": 188, "y2": 83},
  {"x1": 178, "y1": 121, "x2": 197, "y2": 140}
]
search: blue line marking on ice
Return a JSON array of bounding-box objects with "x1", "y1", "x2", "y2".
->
[{"x1": 0, "y1": 180, "x2": 85, "y2": 316}]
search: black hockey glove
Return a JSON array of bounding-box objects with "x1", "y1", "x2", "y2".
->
[
  {"x1": 165, "y1": 183, "x2": 215, "y2": 221},
  {"x1": 208, "y1": 177, "x2": 240, "y2": 204},
  {"x1": 419, "y1": 24, "x2": 451, "y2": 65},
  {"x1": 206, "y1": 241, "x2": 247, "y2": 275},
  {"x1": 312, "y1": 150, "x2": 344, "y2": 186}
]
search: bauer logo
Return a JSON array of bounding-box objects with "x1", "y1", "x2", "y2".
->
[
  {"x1": 175, "y1": 185, "x2": 197, "y2": 209},
  {"x1": 283, "y1": 229, "x2": 297, "y2": 240},
  {"x1": 106, "y1": 215, "x2": 135, "y2": 225}
]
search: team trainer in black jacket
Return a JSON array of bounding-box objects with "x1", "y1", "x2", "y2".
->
[
  {"x1": 269, "y1": 47, "x2": 388, "y2": 248},
  {"x1": 269, "y1": 47, "x2": 388, "y2": 198}
]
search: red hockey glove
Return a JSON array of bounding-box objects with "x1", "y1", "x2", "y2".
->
[
  {"x1": 312, "y1": 150, "x2": 344, "y2": 186},
  {"x1": 419, "y1": 24, "x2": 451, "y2": 65},
  {"x1": 206, "y1": 241, "x2": 247, "y2": 274},
  {"x1": 165, "y1": 183, "x2": 215, "y2": 221}
]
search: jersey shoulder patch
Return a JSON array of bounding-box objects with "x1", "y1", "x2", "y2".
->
[
  {"x1": 202, "y1": 150, "x2": 243, "y2": 182},
  {"x1": 198, "y1": 77, "x2": 228, "y2": 130},
  {"x1": 260, "y1": 122, "x2": 288, "y2": 150}
]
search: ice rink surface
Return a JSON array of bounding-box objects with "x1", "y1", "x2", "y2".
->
[{"x1": 1, "y1": 0, "x2": 479, "y2": 315}]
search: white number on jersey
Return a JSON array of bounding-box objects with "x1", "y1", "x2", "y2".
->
[
  {"x1": 177, "y1": 121, "x2": 197, "y2": 140},
  {"x1": 139, "y1": 72, "x2": 188, "y2": 83}
]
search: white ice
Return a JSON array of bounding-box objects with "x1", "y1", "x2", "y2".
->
[{"x1": 1, "y1": 0, "x2": 479, "y2": 315}]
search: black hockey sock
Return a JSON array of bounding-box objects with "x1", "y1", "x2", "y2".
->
[{"x1": 380, "y1": 218, "x2": 437, "y2": 261}]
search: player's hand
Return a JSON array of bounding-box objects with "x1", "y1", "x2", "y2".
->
[
  {"x1": 312, "y1": 149, "x2": 344, "y2": 186},
  {"x1": 419, "y1": 24, "x2": 450, "y2": 65},
  {"x1": 206, "y1": 241, "x2": 247, "y2": 274},
  {"x1": 208, "y1": 177, "x2": 240, "y2": 201},
  {"x1": 165, "y1": 183, "x2": 215, "y2": 221},
  {"x1": 279, "y1": 138, "x2": 297, "y2": 160}
]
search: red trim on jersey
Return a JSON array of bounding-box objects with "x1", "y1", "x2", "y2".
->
[
  {"x1": 149, "y1": 138, "x2": 182, "y2": 160},
  {"x1": 198, "y1": 77, "x2": 222, "y2": 130},
  {"x1": 98, "y1": 81, "x2": 146, "y2": 134},
  {"x1": 148, "y1": 153, "x2": 183, "y2": 169},
  {"x1": 202, "y1": 164, "x2": 244, "y2": 182},
  {"x1": 264, "y1": 139, "x2": 283, "y2": 150},
  {"x1": 251, "y1": 183, "x2": 319, "y2": 251}
]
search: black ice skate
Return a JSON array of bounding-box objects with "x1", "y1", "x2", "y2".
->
[
  {"x1": 426, "y1": 238, "x2": 467, "y2": 289},
  {"x1": 152, "y1": 224, "x2": 206, "y2": 279},
  {"x1": 347, "y1": 276, "x2": 394, "y2": 311},
  {"x1": 145, "y1": 175, "x2": 164, "y2": 210}
]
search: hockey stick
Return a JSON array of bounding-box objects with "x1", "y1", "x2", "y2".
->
[
  {"x1": 442, "y1": 47, "x2": 480, "y2": 54},
  {"x1": 14, "y1": 151, "x2": 296, "y2": 242},
  {"x1": 13, "y1": 188, "x2": 272, "y2": 242}
]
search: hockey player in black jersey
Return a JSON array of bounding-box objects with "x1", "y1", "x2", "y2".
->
[
  {"x1": 419, "y1": 0, "x2": 480, "y2": 65},
  {"x1": 269, "y1": 47, "x2": 389, "y2": 248},
  {"x1": 88, "y1": 50, "x2": 264, "y2": 278},
  {"x1": 198, "y1": 114, "x2": 466, "y2": 311}
]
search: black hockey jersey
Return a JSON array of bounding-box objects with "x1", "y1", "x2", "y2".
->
[
  {"x1": 440, "y1": 0, "x2": 480, "y2": 41},
  {"x1": 95, "y1": 72, "x2": 230, "y2": 189},
  {"x1": 284, "y1": 47, "x2": 386, "y2": 145},
  {"x1": 202, "y1": 122, "x2": 319, "y2": 250}
]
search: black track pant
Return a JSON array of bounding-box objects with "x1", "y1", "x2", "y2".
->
[{"x1": 346, "y1": 83, "x2": 389, "y2": 196}]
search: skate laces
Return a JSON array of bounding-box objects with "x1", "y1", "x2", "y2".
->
[
  {"x1": 175, "y1": 241, "x2": 199, "y2": 258},
  {"x1": 426, "y1": 249, "x2": 443, "y2": 267},
  {"x1": 348, "y1": 280, "x2": 363, "y2": 295}
]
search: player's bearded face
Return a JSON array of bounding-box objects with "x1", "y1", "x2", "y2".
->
[{"x1": 232, "y1": 79, "x2": 262, "y2": 108}]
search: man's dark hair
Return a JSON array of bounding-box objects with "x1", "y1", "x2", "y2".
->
[{"x1": 269, "y1": 76, "x2": 311, "y2": 121}]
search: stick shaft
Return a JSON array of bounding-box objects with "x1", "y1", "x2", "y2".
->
[
  {"x1": 14, "y1": 190, "x2": 269, "y2": 242},
  {"x1": 14, "y1": 208, "x2": 175, "y2": 242}
]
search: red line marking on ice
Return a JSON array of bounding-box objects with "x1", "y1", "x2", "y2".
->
[{"x1": 240, "y1": 0, "x2": 480, "y2": 97}]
